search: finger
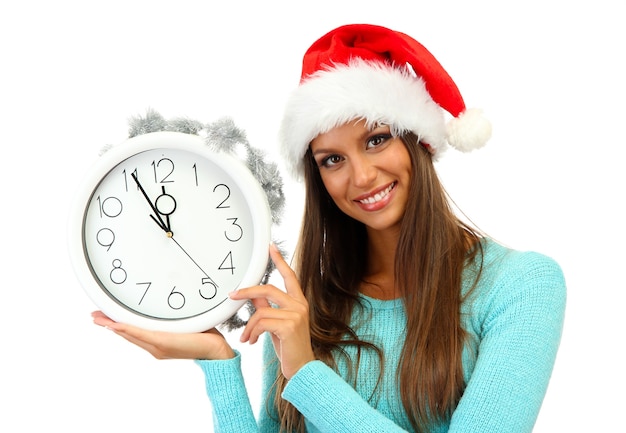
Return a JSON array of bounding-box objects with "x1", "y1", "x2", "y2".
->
[
  {"x1": 245, "y1": 307, "x2": 308, "y2": 347},
  {"x1": 243, "y1": 317, "x2": 289, "y2": 345},
  {"x1": 91, "y1": 314, "x2": 164, "y2": 356},
  {"x1": 113, "y1": 329, "x2": 163, "y2": 356},
  {"x1": 231, "y1": 284, "x2": 292, "y2": 307},
  {"x1": 240, "y1": 306, "x2": 298, "y2": 343},
  {"x1": 250, "y1": 296, "x2": 272, "y2": 311},
  {"x1": 269, "y1": 243, "x2": 306, "y2": 300},
  {"x1": 92, "y1": 311, "x2": 119, "y2": 328},
  {"x1": 107, "y1": 326, "x2": 187, "y2": 359},
  {"x1": 268, "y1": 243, "x2": 295, "y2": 280},
  {"x1": 92, "y1": 311, "x2": 150, "y2": 341},
  {"x1": 91, "y1": 312, "x2": 155, "y2": 352},
  {"x1": 110, "y1": 322, "x2": 163, "y2": 347}
]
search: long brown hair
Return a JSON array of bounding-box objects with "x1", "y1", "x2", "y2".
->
[{"x1": 271, "y1": 133, "x2": 482, "y2": 432}]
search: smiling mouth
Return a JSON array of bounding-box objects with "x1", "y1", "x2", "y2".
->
[{"x1": 357, "y1": 182, "x2": 396, "y2": 205}]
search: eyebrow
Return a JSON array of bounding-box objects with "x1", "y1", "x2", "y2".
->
[
  {"x1": 311, "y1": 124, "x2": 392, "y2": 156},
  {"x1": 311, "y1": 147, "x2": 331, "y2": 156}
]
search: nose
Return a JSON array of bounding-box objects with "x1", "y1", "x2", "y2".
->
[{"x1": 350, "y1": 154, "x2": 377, "y2": 188}]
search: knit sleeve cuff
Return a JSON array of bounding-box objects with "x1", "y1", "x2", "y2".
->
[
  {"x1": 194, "y1": 351, "x2": 256, "y2": 430},
  {"x1": 283, "y1": 360, "x2": 407, "y2": 432}
]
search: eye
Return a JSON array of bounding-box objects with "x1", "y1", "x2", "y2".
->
[
  {"x1": 366, "y1": 133, "x2": 392, "y2": 150},
  {"x1": 319, "y1": 154, "x2": 343, "y2": 168}
]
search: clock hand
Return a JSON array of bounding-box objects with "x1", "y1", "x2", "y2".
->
[
  {"x1": 170, "y1": 236, "x2": 219, "y2": 288},
  {"x1": 154, "y1": 185, "x2": 177, "y2": 233},
  {"x1": 130, "y1": 173, "x2": 173, "y2": 237}
]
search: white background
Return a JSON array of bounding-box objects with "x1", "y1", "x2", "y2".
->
[{"x1": 1, "y1": 1, "x2": 624, "y2": 431}]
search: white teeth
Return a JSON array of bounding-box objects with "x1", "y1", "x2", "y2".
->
[{"x1": 359, "y1": 183, "x2": 395, "y2": 204}]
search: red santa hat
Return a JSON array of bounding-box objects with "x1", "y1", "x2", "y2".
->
[{"x1": 279, "y1": 23, "x2": 492, "y2": 179}]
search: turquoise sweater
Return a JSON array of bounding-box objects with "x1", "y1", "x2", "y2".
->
[{"x1": 196, "y1": 239, "x2": 566, "y2": 432}]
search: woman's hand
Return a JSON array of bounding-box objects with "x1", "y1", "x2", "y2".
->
[
  {"x1": 92, "y1": 311, "x2": 235, "y2": 361},
  {"x1": 230, "y1": 243, "x2": 315, "y2": 379}
]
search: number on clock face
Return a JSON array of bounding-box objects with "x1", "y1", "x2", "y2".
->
[{"x1": 82, "y1": 147, "x2": 255, "y2": 321}]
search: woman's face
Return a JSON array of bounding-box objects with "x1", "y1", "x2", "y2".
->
[{"x1": 310, "y1": 120, "x2": 412, "y2": 234}]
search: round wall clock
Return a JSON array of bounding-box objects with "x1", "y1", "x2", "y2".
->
[{"x1": 68, "y1": 130, "x2": 272, "y2": 333}]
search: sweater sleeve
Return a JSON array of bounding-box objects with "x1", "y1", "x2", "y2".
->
[
  {"x1": 194, "y1": 338, "x2": 282, "y2": 433},
  {"x1": 449, "y1": 251, "x2": 567, "y2": 432},
  {"x1": 283, "y1": 361, "x2": 410, "y2": 432},
  {"x1": 195, "y1": 352, "x2": 259, "y2": 433}
]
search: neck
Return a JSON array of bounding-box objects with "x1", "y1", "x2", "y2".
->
[{"x1": 361, "y1": 228, "x2": 399, "y2": 300}]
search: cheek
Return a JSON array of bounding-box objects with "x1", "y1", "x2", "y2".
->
[
  {"x1": 393, "y1": 147, "x2": 413, "y2": 178},
  {"x1": 319, "y1": 173, "x2": 348, "y2": 205}
]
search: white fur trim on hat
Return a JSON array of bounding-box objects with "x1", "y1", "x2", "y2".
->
[{"x1": 279, "y1": 59, "x2": 447, "y2": 180}]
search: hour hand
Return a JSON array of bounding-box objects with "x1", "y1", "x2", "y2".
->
[{"x1": 154, "y1": 185, "x2": 177, "y2": 233}]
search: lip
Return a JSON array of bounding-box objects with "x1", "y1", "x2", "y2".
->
[{"x1": 353, "y1": 182, "x2": 396, "y2": 210}]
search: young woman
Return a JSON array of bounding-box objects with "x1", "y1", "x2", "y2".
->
[{"x1": 93, "y1": 24, "x2": 566, "y2": 433}]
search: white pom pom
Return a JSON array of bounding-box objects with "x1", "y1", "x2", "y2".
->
[{"x1": 446, "y1": 108, "x2": 492, "y2": 152}]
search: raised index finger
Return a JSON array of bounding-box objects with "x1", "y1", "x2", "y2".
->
[{"x1": 269, "y1": 243, "x2": 304, "y2": 299}]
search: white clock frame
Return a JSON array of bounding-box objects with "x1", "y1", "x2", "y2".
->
[{"x1": 68, "y1": 131, "x2": 272, "y2": 333}]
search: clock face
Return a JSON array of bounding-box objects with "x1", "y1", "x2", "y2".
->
[{"x1": 69, "y1": 132, "x2": 271, "y2": 332}]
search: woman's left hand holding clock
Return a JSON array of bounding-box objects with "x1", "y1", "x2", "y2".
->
[{"x1": 92, "y1": 310, "x2": 236, "y2": 360}]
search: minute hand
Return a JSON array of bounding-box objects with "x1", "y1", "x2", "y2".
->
[{"x1": 130, "y1": 173, "x2": 172, "y2": 236}]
